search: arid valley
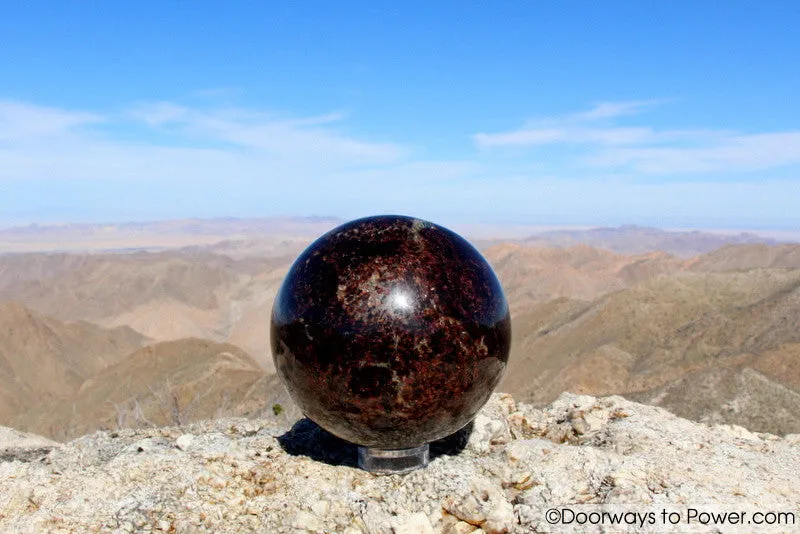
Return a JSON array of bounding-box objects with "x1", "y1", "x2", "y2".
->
[{"x1": 1, "y1": 218, "x2": 798, "y2": 441}]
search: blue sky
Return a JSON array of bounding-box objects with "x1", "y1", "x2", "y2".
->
[{"x1": 1, "y1": 2, "x2": 799, "y2": 229}]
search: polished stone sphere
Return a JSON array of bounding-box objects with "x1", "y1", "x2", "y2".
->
[{"x1": 271, "y1": 215, "x2": 511, "y2": 449}]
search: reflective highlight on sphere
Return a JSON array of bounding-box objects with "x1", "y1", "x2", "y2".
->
[{"x1": 271, "y1": 215, "x2": 511, "y2": 449}]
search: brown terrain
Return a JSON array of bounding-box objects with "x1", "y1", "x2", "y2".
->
[
  {"x1": 522, "y1": 224, "x2": 782, "y2": 257},
  {"x1": 0, "y1": 220, "x2": 798, "y2": 440},
  {"x1": 0, "y1": 250, "x2": 292, "y2": 371},
  {"x1": 13, "y1": 338, "x2": 291, "y2": 441},
  {"x1": 0, "y1": 302, "x2": 146, "y2": 422}
]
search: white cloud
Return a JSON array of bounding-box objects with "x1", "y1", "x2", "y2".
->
[
  {"x1": 0, "y1": 100, "x2": 409, "y2": 184},
  {"x1": 587, "y1": 131, "x2": 800, "y2": 173},
  {"x1": 1, "y1": 98, "x2": 797, "y2": 228},
  {"x1": 130, "y1": 102, "x2": 189, "y2": 126},
  {"x1": 576, "y1": 100, "x2": 665, "y2": 121},
  {"x1": 0, "y1": 100, "x2": 103, "y2": 141},
  {"x1": 474, "y1": 127, "x2": 656, "y2": 147},
  {"x1": 473, "y1": 101, "x2": 800, "y2": 175},
  {"x1": 127, "y1": 103, "x2": 402, "y2": 161},
  {"x1": 474, "y1": 100, "x2": 667, "y2": 148}
]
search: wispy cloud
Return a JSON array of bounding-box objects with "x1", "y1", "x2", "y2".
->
[
  {"x1": 588, "y1": 132, "x2": 800, "y2": 173},
  {"x1": 0, "y1": 100, "x2": 103, "y2": 141},
  {"x1": 576, "y1": 100, "x2": 664, "y2": 121},
  {"x1": 473, "y1": 100, "x2": 667, "y2": 148},
  {"x1": 127, "y1": 103, "x2": 402, "y2": 161},
  {"x1": 130, "y1": 101, "x2": 189, "y2": 127},
  {"x1": 1, "y1": 98, "x2": 797, "y2": 228},
  {"x1": 473, "y1": 101, "x2": 800, "y2": 175},
  {"x1": 474, "y1": 126, "x2": 656, "y2": 147},
  {"x1": 0, "y1": 100, "x2": 411, "y2": 185},
  {"x1": 0, "y1": 99, "x2": 477, "y2": 223}
]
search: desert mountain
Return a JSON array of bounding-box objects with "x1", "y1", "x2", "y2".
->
[
  {"x1": 499, "y1": 267, "x2": 800, "y2": 434},
  {"x1": 2, "y1": 218, "x2": 790, "y2": 257},
  {"x1": 0, "y1": 216, "x2": 341, "y2": 253},
  {"x1": 0, "y1": 302, "x2": 146, "y2": 422},
  {"x1": 484, "y1": 243, "x2": 684, "y2": 311},
  {"x1": 14, "y1": 338, "x2": 292, "y2": 441},
  {"x1": 0, "y1": 251, "x2": 292, "y2": 370},
  {"x1": 0, "y1": 250, "x2": 255, "y2": 320},
  {"x1": 3, "y1": 244, "x2": 683, "y2": 373},
  {"x1": 483, "y1": 242, "x2": 800, "y2": 314},
  {"x1": 0, "y1": 217, "x2": 342, "y2": 238},
  {"x1": 687, "y1": 243, "x2": 800, "y2": 271},
  {"x1": 2, "y1": 238, "x2": 800, "y2": 437},
  {"x1": 628, "y1": 343, "x2": 800, "y2": 435},
  {"x1": 524, "y1": 224, "x2": 783, "y2": 257}
]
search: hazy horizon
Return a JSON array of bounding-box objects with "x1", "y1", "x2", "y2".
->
[
  {"x1": 1, "y1": 216, "x2": 799, "y2": 240},
  {"x1": 1, "y1": 216, "x2": 798, "y2": 257}
]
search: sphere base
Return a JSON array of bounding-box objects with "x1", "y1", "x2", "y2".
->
[{"x1": 357, "y1": 444, "x2": 430, "y2": 474}]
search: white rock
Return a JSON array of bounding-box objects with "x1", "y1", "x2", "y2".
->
[
  {"x1": 467, "y1": 414, "x2": 509, "y2": 454},
  {"x1": 310, "y1": 499, "x2": 330, "y2": 517},
  {"x1": 362, "y1": 501, "x2": 393, "y2": 534},
  {"x1": 293, "y1": 510, "x2": 323, "y2": 532},
  {"x1": 443, "y1": 477, "x2": 514, "y2": 534},
  {"x1": 391, "y1": 511, "x2": 434, "y2": 534},
  {"x1": 0, "y1": 394, "x2": 797, "y2": 534},
  {"x1": 0, "y1": 426, "x2": 59, "y2": 449},
  {"x1": 442, "y1": 519, "x2": 481, "y2": 534},
  {"x1": 175, "y1": 433, "x2": 194, "y2": 451}
]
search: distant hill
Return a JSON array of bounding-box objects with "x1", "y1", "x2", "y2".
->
[
  {"x1": 499, "y1": 265, "x2": 800, "y2": 434},
  {"x1": 13, "y1": 338, "x2": 294, "y2": 441},
  {"x1": 0, "y1": 216, "x2": 342, "y2": 253},
  {"x1": 687, "y1": 243, "x2": 800, "y2": 271},
  {"x1": 0, "y1": 251, "x2": 291, "y2": 371},
  {"x1": 0, "y1": 251, "x2": 239, "y2": 316},
  {"x1": 4, "y1": 218, "x2": 791, "y2": 257},
  {"x1": 0, "y1": 216, "x2": 343, "y2": 238},
  {"x1": 524, "y1": 224, "x2": 784, "y2": 257},
  {"x1": 2, "y1": 236, "x2": 800, "y2": 437},
  {"x1": 484, "y1": 243, "x2": 684, "y2": 311},
  {"x1": 628, "y1": 343, "x2": 800, "y2": 435},
  {"x1": 0, "y1": 302, "x2": 147, "y2": 422}
]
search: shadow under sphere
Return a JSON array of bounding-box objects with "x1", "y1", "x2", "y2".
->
[{"x1": 271, "y1": 215, "x2": 511, "y2": 450}]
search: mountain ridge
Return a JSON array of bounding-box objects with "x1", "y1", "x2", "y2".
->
[
  {"x1": 0, "y1": 302, "x2": 147, "y2": 422},
  {"x1": 2, "y1": 240, "x2": 800, "y2": 438},
  {"x1": 524, "y1": 224, "x2": 788, "y2": 257},
  {"x1": 12, "y1": 338, "x2": 291, "y2": 441}
]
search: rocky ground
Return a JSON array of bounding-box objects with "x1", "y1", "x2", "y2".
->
[{"x1": 1, "y1": 393, "x2": 798, "y2": 533}]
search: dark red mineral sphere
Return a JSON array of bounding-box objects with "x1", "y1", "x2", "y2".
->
[{"x1": 271, "y1": 215, "x2": 511, "y2": 449}]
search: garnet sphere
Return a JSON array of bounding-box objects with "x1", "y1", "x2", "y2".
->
[{"x1": 271, "y1": 215, "x2": 511, "y2": 449}]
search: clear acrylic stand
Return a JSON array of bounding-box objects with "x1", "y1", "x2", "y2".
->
[{"x1": 357, "y1": 443, "x2": 430, "y2": 474}]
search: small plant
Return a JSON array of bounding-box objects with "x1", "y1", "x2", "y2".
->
[{"x1": 272, "y1": 403, "x2": 283, "y2": 416}]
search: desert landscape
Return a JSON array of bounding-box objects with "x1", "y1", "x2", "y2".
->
[
  {"x1": 3, "y1": 4, "x2": 798, "y2": 531},
  {"x1": 1, "y1": 218, "x2": 798, "y2": 442}
]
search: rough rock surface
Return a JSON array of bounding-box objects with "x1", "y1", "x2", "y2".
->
[{"x1": 0, "y1": 393, "x2": 798, "y2": 533}]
